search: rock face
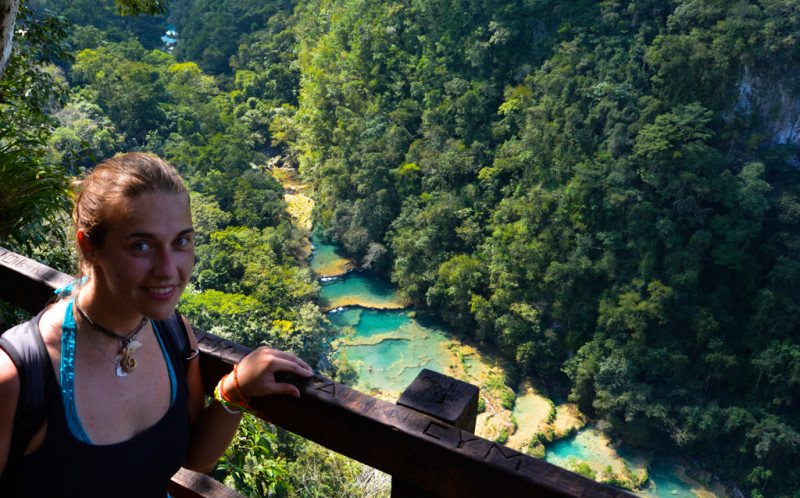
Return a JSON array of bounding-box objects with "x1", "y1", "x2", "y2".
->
[{"x1": 734, "y1": 67, "x2": 800, "y2": 147}]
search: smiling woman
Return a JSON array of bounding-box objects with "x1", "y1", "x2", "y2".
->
[
  {"x1": 71, "y1": 153, "x2": 195, "y2": 324},
  {"x1": 0, "y1": 152, "x2": 314, "y2": 497}
]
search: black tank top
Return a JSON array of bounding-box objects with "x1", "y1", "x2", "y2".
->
[{"x1": 0, "y1": 319, "x2": 191, "y2": 497}]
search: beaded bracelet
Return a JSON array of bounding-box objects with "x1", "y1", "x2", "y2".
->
[
  {"x1": 214, "y1": 367, "x2": 272, "y2": 423},
  {"x1": 214, "y1": 376, "x2": 243, "y2": 415}
]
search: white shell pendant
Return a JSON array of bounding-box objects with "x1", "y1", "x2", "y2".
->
[{"x1": 115, "y1": 339, "x2": 142, "y2": 377}]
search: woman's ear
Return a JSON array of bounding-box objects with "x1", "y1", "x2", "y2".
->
[{"x1": 77, "y1": 230, "x2": 98, "y2": 263}]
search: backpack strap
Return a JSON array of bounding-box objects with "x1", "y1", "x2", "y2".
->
[
  {"x1": 0, "y1": 312, "x2": 49, "y2": 465},
  {"x1": 156, "y1": 310, "x2": 199, "y2": 372}
]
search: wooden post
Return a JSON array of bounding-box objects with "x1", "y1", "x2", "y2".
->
[
  {"x1": 397, "y1": 368, "x2": 480, "y2": 432},
  {"x1": 392, "y1": 369, "x2": 480, "y2": 497}
]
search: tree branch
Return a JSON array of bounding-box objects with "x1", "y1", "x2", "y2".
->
[{"x1": 0, "y1": 0, "x2": 20, "y2": 80}]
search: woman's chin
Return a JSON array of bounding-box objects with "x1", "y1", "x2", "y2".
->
[{"x1": 141, "y1": 298, "x2": 181, "y2": 321}]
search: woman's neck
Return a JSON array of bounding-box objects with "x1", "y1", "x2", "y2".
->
[{"x1": 76, "y1": 281, "x2": 147, "y2": 335}]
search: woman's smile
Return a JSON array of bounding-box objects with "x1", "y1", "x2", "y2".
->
[{"x1": 145, "y1": 286, "x2": 178, "y2": 300}]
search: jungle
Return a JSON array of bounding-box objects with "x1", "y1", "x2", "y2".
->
[{"x1": 1, "y1": 0, "x2": 799, "y2": 496}]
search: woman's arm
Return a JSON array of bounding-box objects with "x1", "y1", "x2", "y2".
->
[
  {"x1": 180, "y1": 318, "x2": 314, "y2": 473},
  {"x1": 0, "y1": 349, "x2": 20, "y2": 478}
]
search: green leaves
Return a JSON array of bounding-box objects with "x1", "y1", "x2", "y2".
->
[
  {"x1": 0, "y1": 4, "x2": 73, "y2": 255},
  {"x1": 114, "y1": 0, "x2": 169, "y2": 17},
  {"x1": 0, "y1": 125, "x2": 71, "y2": 250},
  {"x1": 9, "y1": 0, "x2": 799, "y2": 493},
  {"x1": 216, "y1": 414, "x2": 292, "y2": 497}
]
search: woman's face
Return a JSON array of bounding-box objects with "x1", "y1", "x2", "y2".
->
[{"x1": 83, "y1": 191, "x2": 195, "y2": 321}]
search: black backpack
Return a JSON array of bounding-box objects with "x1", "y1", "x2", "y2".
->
[{"x1": 0, "y1": 310, "x2": 196, "y2": 467}]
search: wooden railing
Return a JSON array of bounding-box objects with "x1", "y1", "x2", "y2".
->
[{"x1": 0, "y1": 246, "x2": 635, "y2": 498}]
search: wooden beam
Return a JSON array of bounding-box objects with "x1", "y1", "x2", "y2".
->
[
  {"x1": 167, "y1": 468, "x2": 246, "y2": 498},
  {"x1": 0, "y1": 247, "x2": 73, "y2": 314},
  {"x1": 197, "y1": 335, "x2": 633, "y2": 498},
  {"x1": 1, "y1": 247, "x2": 637, "y2": 498}
]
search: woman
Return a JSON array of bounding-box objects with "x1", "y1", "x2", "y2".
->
[{"x1": 0, "y1": 153, "x2": 313, "y2": 496}]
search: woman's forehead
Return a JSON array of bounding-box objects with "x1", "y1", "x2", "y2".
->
[{"x1": 105, "y1": 192, "x2": 192, "y2": 234}]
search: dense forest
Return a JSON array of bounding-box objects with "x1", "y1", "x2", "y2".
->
[{"x1": 1, "y1": 0, "x2": 799, "y2": 496}]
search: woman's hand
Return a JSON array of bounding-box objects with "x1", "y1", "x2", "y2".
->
[
  {"x1": 232, "y1": 346, "x2": 314, "y2": 400},
  {"x1": 185, "y1": 345, "x2": 312, "y2": 474}
]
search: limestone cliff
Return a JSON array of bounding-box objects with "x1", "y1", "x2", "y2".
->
[{"x1": 734, "y1": 67, "x2": 800, "y2": 147}]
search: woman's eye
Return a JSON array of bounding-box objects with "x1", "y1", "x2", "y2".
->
[{"x1": 175, "y1": 236, "x2": 192, "y2": 248}]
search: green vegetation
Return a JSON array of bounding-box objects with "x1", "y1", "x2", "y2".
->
[
  {"x1": 483, "y1": 371, "x2": 516, "y2": 411},
  {"x1": 568, "y1": 458, "x2": 596, "y2": 480},
  {"x1": 215, "y1": 414, "x2": 292, "y2": 496},
  {"x1": 276, "y1": 1, "x2": 800, "y2": 495},
  {"x1": 546, "y1": 400, "x2": 556, "y2": 425},
  {"x1": 0, "y1": 2, "x2": 74, "y2": 266},
  {"x1": 495, "y1": 427, "x2": 509, "y2": 445},
  {"x1": 621, "y1": 462, "x2": 648, "y2": 490},
  {"x1": 600, "y1": 465, "x2": 632, "y2": 491},
  {"x1": 2, "y1": 0, "x2": 799, "y2": 495},
  {"x1": 527, "y1": 439, "x2": 546, "y2": 459},
  {"x1": 535, "y1": 430, "x2": 552, "y2": 445}
]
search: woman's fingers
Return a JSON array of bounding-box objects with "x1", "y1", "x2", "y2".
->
[
  {"x1": 261, "y1": 348, "x2": 313, "y2": 374},
  {"x1": 237, "y1": 347, "x2": 314, "y2": 398},
  {"x1": 264, "y1": 381, "x2": 302, "y2": 399}
]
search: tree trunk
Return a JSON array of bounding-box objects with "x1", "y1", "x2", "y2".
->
[{"x1": 0, "y1": 0, "x2": 20, "y2": 80}]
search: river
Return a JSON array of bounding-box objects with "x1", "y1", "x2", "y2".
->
[
  {"x1": 309, "y1": 232, "x2": 727, "y2": 497},
  {"x1": 272, "y1": 165, "x2": 724, "y2": 497}
]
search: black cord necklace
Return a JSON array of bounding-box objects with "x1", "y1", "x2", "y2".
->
[{"x1": 74, "y1": 298, "x2": 148, "y2": 377}]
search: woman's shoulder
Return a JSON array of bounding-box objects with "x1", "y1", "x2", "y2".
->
[
  {"x1": 0, "y1": 325, "x2": 23, "y2": 455},
  {"x1": 0, "y1": 345, "x2": 21, "y2": 474},
  {"x1": 0, "y1": 343, "x2": 21, "y2": 389},
  {"x1": 38, "y1": 300, "x2": 69, "y2": 351}
]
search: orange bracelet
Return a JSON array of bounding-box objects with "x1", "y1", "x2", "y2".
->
[
  {"x1": 233, "y1": 363, "x2": 250, "y2": 403},
  {"x1": 229, "y1": 364, "x2": 272, "y2": 424}
]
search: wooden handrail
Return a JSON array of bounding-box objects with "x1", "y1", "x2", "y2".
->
[{"x1": 0, "y1": 246, "x2": 635, "y2": 497}]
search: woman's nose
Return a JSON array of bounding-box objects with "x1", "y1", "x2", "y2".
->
[{"x1": 153, "y1": 246, "x2": 178, "y2": 278}]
